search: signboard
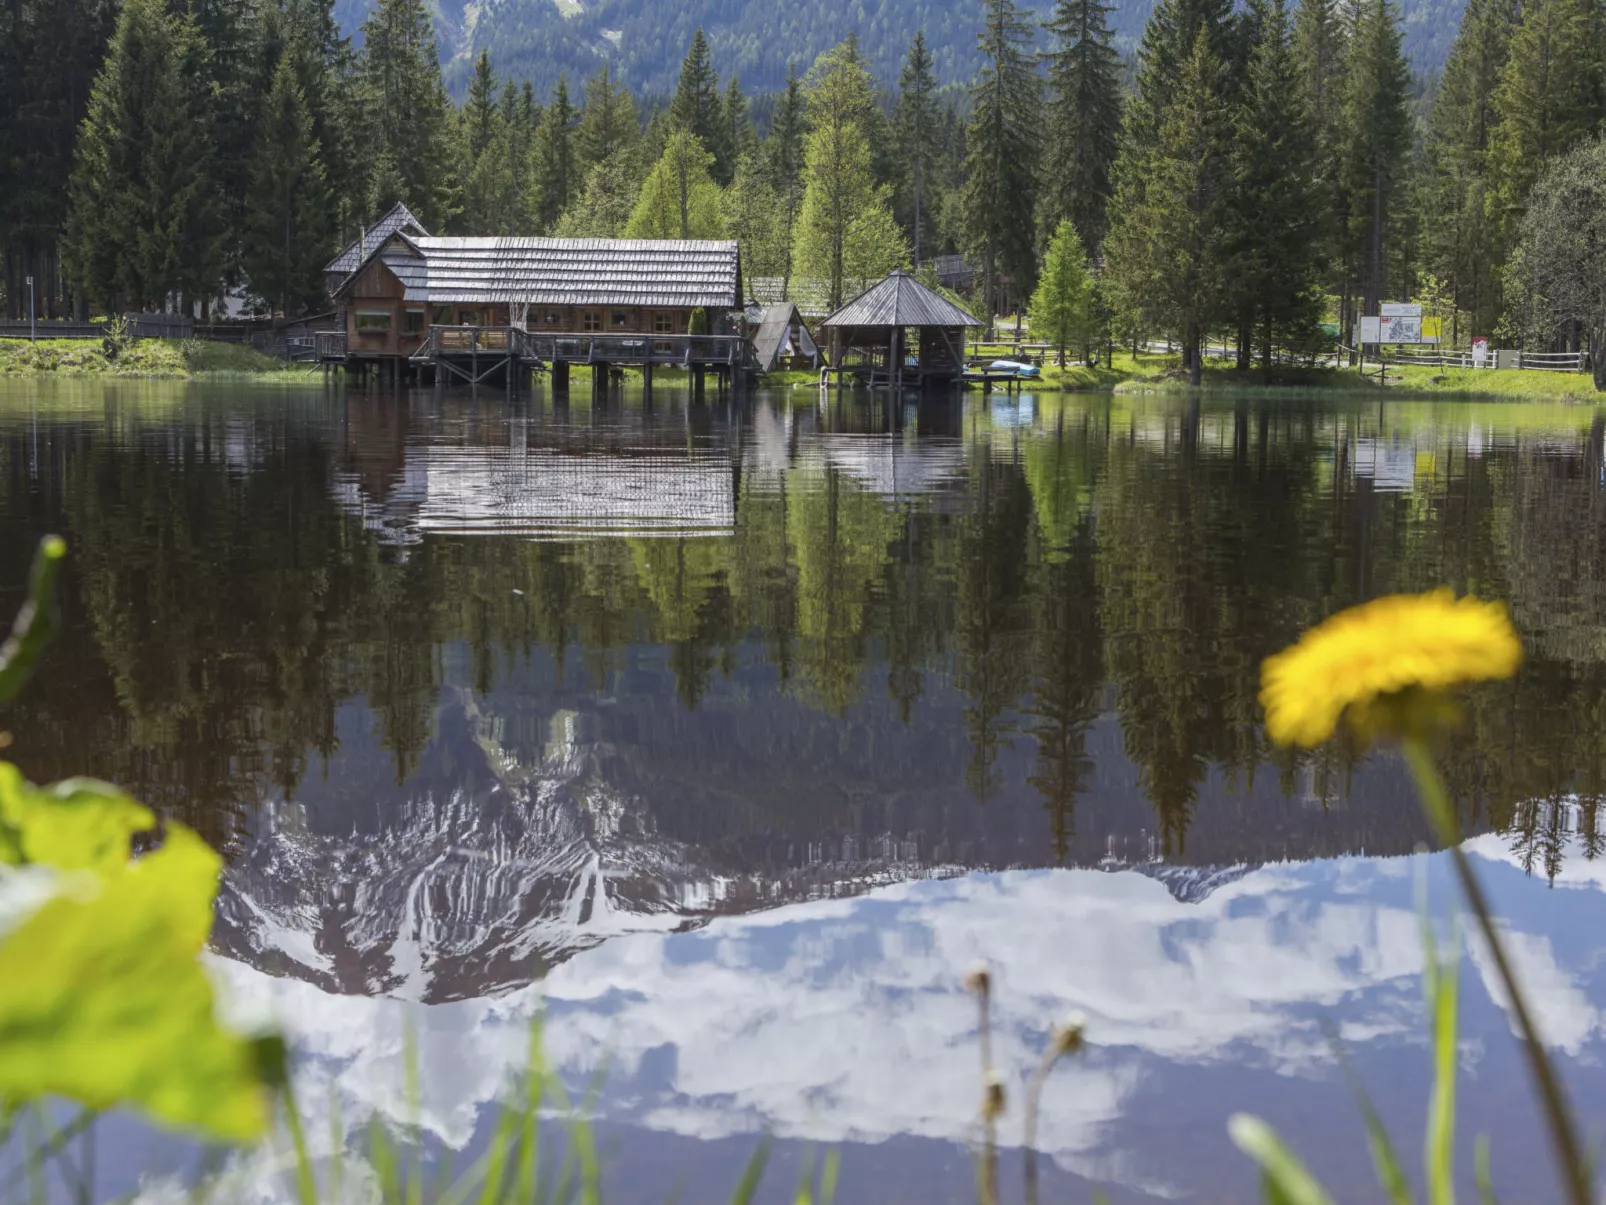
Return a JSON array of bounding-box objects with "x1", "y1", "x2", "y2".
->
[
  {"x1": 1359, "y1": 316, "x2": 1382, "y2": 344},
  {"x1": 1421, "y1": 317, "x2": 1442, "y2": 344},
  {"x1": 1472, "y1": 336, "x2": 1489, "y2": 367},
  {"x1": 1381, "y1": 302, "x2": 1422, "y2": 318},
  {"x1": 1382, "y1": 314, "x2": 1422, "y2": 343},
  {"x1": 1359, "y1": 307, "x2": 1437, "y2": 344}
]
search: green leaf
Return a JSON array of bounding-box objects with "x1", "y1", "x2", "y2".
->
[
  {"x1": 1228, "y1": 1114, "x2": 1337, "y2": 1205},
  {"x1": 0, "y1": 767, "x2": 155, "y2": 876},
  {"x1": 0, "y1": 821, "x2": 271, "y2": 1141}
]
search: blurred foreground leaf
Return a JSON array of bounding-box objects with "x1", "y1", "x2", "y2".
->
[{"x1": 0, "y1": 771, "x2": 277, "y2": 1141}]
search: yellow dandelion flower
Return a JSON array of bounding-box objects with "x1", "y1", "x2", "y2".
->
[{"x1": 1260, "y1": 590, "x2": 1522, "y2": 747}]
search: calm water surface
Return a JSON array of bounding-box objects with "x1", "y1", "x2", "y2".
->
[{"x1": 4, "y1": 379, "x2": 1606, "y2": 1202}]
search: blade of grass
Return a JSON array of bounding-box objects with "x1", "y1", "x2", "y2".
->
[
  {"x1": 1421, "y1": 894, "x2": 1460, "y2": 1205},
  {"x1": 727, "y1": 1137, "x2": 771, "y2": 1205},
  {"x1": 1325, "y1": 1025, "x2": 1412, "y2": 1205},
  {"x1": 0, "y1": 536, "x2": 66, "y2": 708},
  {"x1": 280, "y1": 1084, "x2": 318, "y2": 1205},
  {"x1": 1228, "y1": 1114, "x2": 1336, "y2": 1205},
  {"x1": 1475, "y1": 1136, "x2": 1501, "y2": 1205}
]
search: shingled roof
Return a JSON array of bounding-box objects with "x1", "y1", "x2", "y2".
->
[
  {"x1": 340, "y1": 235, "x2": 742, "y2": 308},
  {"x1": 325, "y1": 202, "x2": 429, "y2": 277},
  {"x1": 820, "y1": 270, "x2": 982, "y2": 329}
]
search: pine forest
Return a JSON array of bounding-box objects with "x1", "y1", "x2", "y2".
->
[{"x1": 3, "y1": 0, "x2": 1606, "y2": 380}]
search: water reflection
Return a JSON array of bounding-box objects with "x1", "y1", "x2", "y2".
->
[{"x1": 3, "y1": 380, "x2": 1606, "y2": 1200}]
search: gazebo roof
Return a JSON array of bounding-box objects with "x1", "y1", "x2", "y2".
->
[{"x1": 820, "y1": 270, "x2": 982, "y2": 329}]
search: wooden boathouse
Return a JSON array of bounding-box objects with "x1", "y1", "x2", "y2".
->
[
  {"x1": 320, "y1": 231, "x2": 749, "y2": 390},
  {"x1": 819, "y1": 270, "x2": 982, "y2": 388}
]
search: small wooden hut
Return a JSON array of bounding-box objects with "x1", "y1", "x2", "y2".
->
[
  {"x1": 750, "y1": 302, "x2": 821, "y2": 372},
  {"x1": 819, "y1": 270, "x2": 982, "y2": 387},
  {"x1": 324, "y1": 202, "x2": 429, "y2": 297}
]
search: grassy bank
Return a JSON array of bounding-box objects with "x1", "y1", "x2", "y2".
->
[{"x1": 0, "y1": 337, "x2": 309, "y2": 380}]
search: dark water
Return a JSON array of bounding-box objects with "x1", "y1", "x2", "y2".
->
[{"x1": 3, "y1": 379, "x2": 1606, "y2": 1202}]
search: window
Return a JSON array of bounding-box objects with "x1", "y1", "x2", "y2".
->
[
  {"x1": 652, "y1": 312, "x2": 676, "y2": 335},
  {"x1": 355, "y1": 310, "x2": 391, "y2": 334},
  {"x1": 432, "y1": 305, "x2": 453, "y2": 326},
  {"x1": 544, "y1": 311, "x2": 562, "y2": 325},
  {"x1": 582, "y1": 311, "x2": 601, "y2": 332},
  {"x1": 403, "y1": 310, "x2": 426, "y2": 335},
  {"x1": 611, "y1": 310, "x2": 631, "y2": 329}
]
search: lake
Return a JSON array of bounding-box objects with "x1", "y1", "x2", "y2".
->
[{"x1": 2, "y1": 378, "x2": 1605, "y2": 1202}]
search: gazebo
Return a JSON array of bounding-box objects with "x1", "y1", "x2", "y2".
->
[{"x1": 819, "y1": 270, "x2": 983, "y2": 388}]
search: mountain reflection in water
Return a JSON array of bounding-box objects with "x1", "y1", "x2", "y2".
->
[{"x1": 2, "y1": 380, "x2": 1606, "y2": 1201}]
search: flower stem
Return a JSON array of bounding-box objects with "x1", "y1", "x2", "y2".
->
[{"x1": 1400, "y1": 737, "x2": 1593, "y2": 1205}]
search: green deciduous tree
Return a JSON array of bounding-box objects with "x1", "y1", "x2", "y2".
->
[
  {"x1": 63, "y1": 0, "x2": 222, "y2": 312},
  {"x1": 1029, "y1": 219, "x2": 1098, "y2": 364},
  {"x1": 724, "y1": 155, "x2": 791, "y2": 277},
  {"x1": 242, "y1": 52, "x2": 332, "y2": 317},
  {"x1": 962, "y1": 0, "x2": 1040, "y2": 330},
  {"x1": 1503, "y1": 137, "x2": 1606, "y2": 389},
  {"x1": 793, "y1": 38, "x2": 907, "y2": 310},
  {"x1": 624, "y1": 130, "x2": 726, "y2": 240},
  {"x1": 1041, "y1": 0, "x2": 1124, "y2": 254}
]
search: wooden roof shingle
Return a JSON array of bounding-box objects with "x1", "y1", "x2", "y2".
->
[
  {"x1": 325, "y1": 202, "x2": 429, "y2": 277},
  {"x1": 342, "y1": 236, "x2": 742, "y2": 308},
  {"x1": 820, "y1": 270, "x2": 982, "y2": 329}
]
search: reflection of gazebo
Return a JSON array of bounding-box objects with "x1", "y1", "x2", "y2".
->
[{"x1": 819, "y1": 270, "x2": 983, "y2": 388}]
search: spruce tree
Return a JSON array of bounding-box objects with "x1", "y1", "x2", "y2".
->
[
  {"x1": 464, "y1": 49, "x2": 500, "y2": 163},
  {"x1": 1425, "y1": 0, "x2": 1516, "y2": 336},
  {"x1": 766, "y1": 62, "x2": 809, "y2": 296},
  {"x1": 534, "y1": 76, "x2": 576, "y2": 232},
  {"x1": 1029, "y1": 219, "x2": 1097, "y2": 364},
  {"x1": 624, "y1": 131, "x2": 725, "y2": 240},
  {"x1": 355, "y1": 0, "x2": 455, "y2": 228},
  {"x1": 1484, "y1": 0, "x2": 1601, "y2": 256},
  {"x1": 962, "y1": 0, "x2": 1041, "y2": 330},
  {"x1": 577, "y1": 64, "x2": 639, "y2": 172},
  {"x1": 1041, "y1": 0, "x2": 1123, "y2": 254},
  {"x1": 894, "y1": 33, "x2": 941, "y2": 267},
  {"x1": 242, "y1": 52, "x2": 331, "y2": 316},
  {"x1": 190, "y1": 0, "x2": 258, "y2": 295},
  {"x1": 670, "y1": 30, "x2": 722, "y2": 153},
  {"x1": 1230, "y1": 0, "x2": 1324, "y2": 365},
  {"x1": 1339, "y1": 0, "x2": 1412, "y2": 317},
  {"x1": 64, "y1": 0, "x2": 222, "y2": 312},
  {"x1": 719, "y1": 75, "x2": 757, "y2": 185},
  {"x1": 1105, "y1": 30, "x2": 1232, "y2": 383}
]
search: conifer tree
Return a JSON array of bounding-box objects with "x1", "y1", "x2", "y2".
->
[
  {"x1": 793, "y1": 39, "x2": 905, "y2": 310},
  {"x1": 242, "y1": 52, "x2": 331, "y2": 316},
  {"x1": 963, "y1": 0, "x2": 1040, "y2": 330},
  {"x1": 464, "y1": 49, "x2": 500, "y2": 163},
  {"x1": 356, "y1": 0, "x2": 455, "y2": 228},
  {"x1": 1425, "y1": 0, "x2": 1517, "y2": 336},
  {"x1": 624, "y1": 130, "x2": 725, "y2": 239},
  {"x1": 577, "y1": 64, "x2": 639, "y2": 172},
  {"x1": 1030, "y1": 219, "x2": 1097, "y2": 364},
  {"x1": 766, "y1": 62, "x2": 809, "y2": 296},
  {"x1": 1041, "y1": 0, "x2": 1123, "y2": 253},
  {"x1": 670, "y1": 29, "x2": 722, "y2": 153},
  {"x1": 64, "y1": 0, "x2": 222, "y2": 312},
  {"x1": 1105, "y1": 30, "x2": 1232, "y2": 383},
  {"x1": 719, "y1": 75, "x2": 757, "y2": 184},
  {"x1": 534, "y1": 76, "x2": 576, "y2": 231},
  {"x1": 1484, "y1": 0, "x2": 1600, "y2": 255},
  {"x1": 1339, "y1": 0, "x2": 1412, "y2": 317},
  {"x1": 1229, "y1": 0, "x2": 1324, "y2": 365},
  {"x1": 894, "y1": 33, "x2": 941, "y2": 267},
  {"x1": 190, "y1": 0, "x2": 258, "y2": 294}
]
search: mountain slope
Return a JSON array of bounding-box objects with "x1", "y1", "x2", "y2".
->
[{"x1": 336, "y1": 0, "x2": 1464, "y2": 100}]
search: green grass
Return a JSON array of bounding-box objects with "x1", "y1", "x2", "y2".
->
[{"x1": 0, "y1": 337, "x2": 309, "y2": 380}]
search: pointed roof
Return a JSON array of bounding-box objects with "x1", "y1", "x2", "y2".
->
[
  {"x1": 820, "y1": 270, "x2": 982, "y2": 329},
  {"x1": 751, "y1": 302, "x2": 818, "y2": 371},
  {"x1": 325, "y1": 202, "x2": 430, "y2": 277}
]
